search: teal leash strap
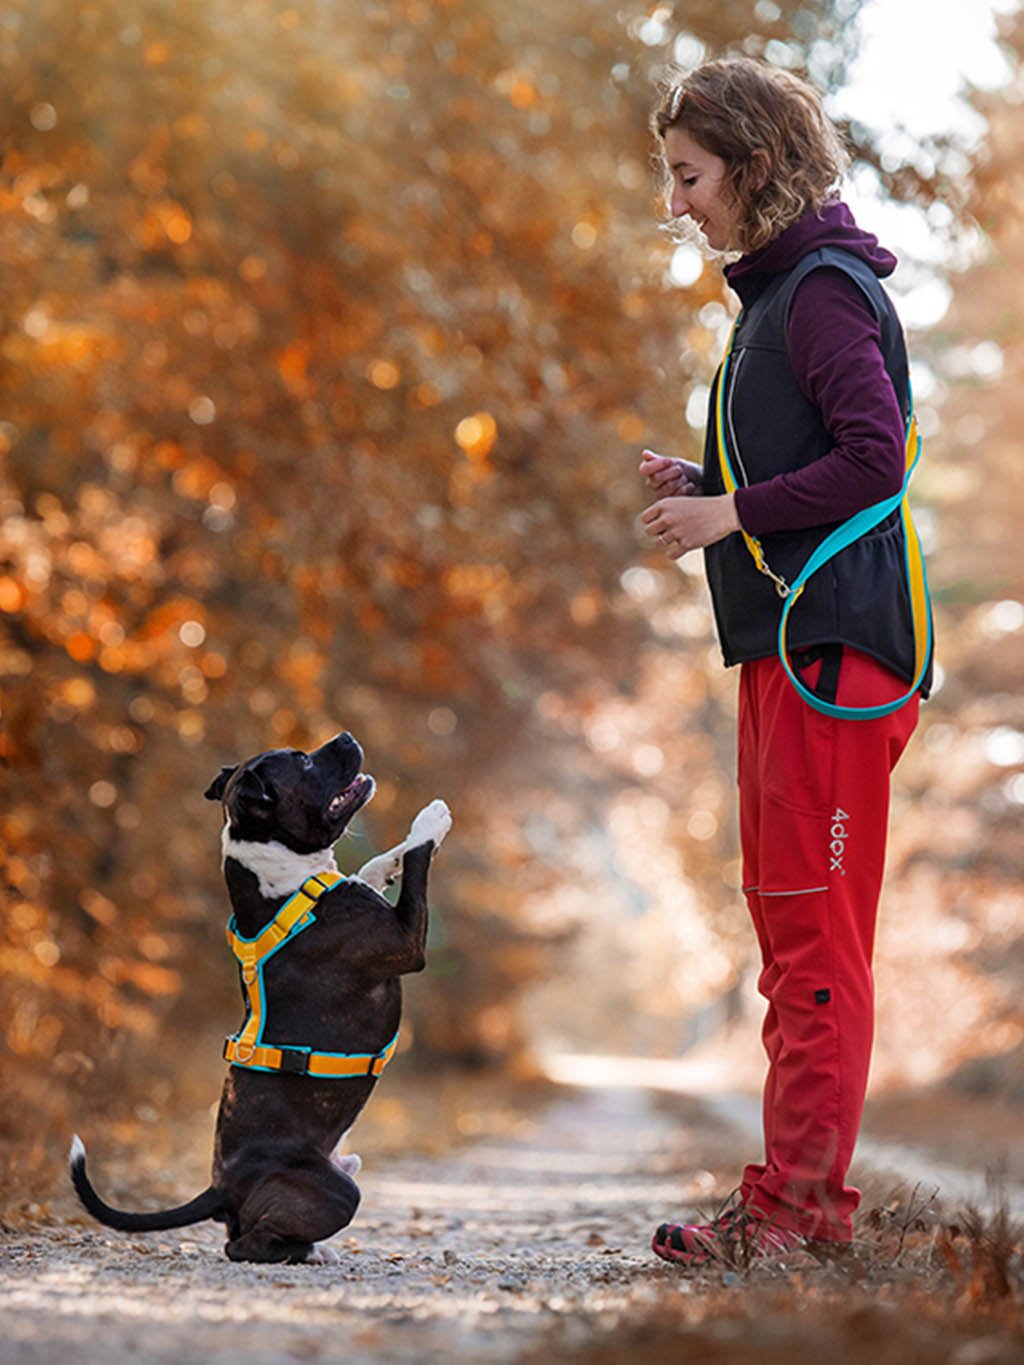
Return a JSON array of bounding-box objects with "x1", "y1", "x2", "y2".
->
[
  {"x1": 776, "y1": 416, "x2": 934, "y2": 720},
  {"x1": 719, "y1": 331, "x2": 933, "y2": 720}
]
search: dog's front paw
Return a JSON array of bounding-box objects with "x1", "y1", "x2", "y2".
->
[
  {"x1": 353, "y1": 852, "x2": 401, "y2": 892},
  {"x1": 306, "y1": 1243, "x2": 342, "y2": 1265},
  {"x1": 409, "y1": 798, "x2": 452, "y2": 850}
]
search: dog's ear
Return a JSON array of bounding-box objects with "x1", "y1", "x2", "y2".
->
[
  {"x1": 204, "y1": 765, "x2": 237, "y2": 801},
  {"x1": 232, "y1": 768, "x2": 275, "y2": 817}
]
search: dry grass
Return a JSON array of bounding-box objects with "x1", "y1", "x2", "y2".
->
[{"x1": 528, "y1": 1186, "x2": 1024, "y2": 1364}]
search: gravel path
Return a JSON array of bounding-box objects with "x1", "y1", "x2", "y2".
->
[
  {"x1": 5, "y1": 1076, "x2": 1022, "y2": 1364},
  {"x1": 0, "y1": 1085, "x2": 747, "y2": 1364}
]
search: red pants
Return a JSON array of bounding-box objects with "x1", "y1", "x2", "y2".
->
[{"x1": 736, "y1": 649, "x2": 918, "y2": 1242}]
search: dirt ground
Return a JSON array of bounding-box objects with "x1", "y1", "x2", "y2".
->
[{"x1": 3, "y1": 1073, "x2": 1024, "y2": 1365}]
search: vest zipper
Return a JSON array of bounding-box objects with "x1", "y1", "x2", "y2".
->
[{"x1": 725, "y1": 347, "x2": 751, "y2": 487}]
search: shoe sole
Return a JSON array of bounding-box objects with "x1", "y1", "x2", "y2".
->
[{"x1": 652, "y1": 1226, "x2": 819, "y2": 1270}]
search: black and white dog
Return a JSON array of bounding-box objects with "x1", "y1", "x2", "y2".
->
[{"x1": 70, "y1": 731, "x2": 450, "y2": 1263}]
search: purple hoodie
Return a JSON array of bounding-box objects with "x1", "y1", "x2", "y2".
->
[{"x1": 724, "y1": 202, "x2": 907, "y2": 536}]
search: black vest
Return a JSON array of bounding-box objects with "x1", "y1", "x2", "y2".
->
[{"x1": 702, "y1": 246, "x2": 931, "y2": 694}]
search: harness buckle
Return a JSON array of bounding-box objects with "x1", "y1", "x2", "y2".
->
[{"x1": 277, "y1": 1047, "x2": 311, "y2": 1075}]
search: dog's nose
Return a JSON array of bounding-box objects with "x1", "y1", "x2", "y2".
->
[
  {"x1": 329, "y1": 731, "x2": 361, "y2": 758},
  {"x1": 311, "y1": 732, "x2": 359, "y2": 761}
]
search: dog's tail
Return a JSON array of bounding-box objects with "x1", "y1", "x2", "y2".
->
[{"x1": 69, "y1": 1135, "x2": 225, "y2": 1231}]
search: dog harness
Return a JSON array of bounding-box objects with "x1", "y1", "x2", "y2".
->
[{"x1": 223, "y1": 871, "x2": 399, "y2": 1079}]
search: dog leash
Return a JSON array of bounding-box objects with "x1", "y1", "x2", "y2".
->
[
  {"x1": 224, "y1": 871, "x2": 399, "y2": 1079},
  {"x1": 715, "y1": 321, "x2": 933, "y2": 720}
]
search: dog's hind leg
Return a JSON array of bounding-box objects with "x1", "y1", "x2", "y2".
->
[
  {"x1": 225, "y1": 1164, "x2": 360, "y2": 1264},
  {"x1": 330, "y1": 1144, "x2": 361, "y2": 1178}
]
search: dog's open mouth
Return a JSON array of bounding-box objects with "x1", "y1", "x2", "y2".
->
[{"x1": 327, "y1": 773, "x2": 375, "y2": 820}]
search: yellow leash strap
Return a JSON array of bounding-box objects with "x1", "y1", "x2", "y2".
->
[
  {"x1": 898, "y1": 413, "x2": 931, "y2": 687},
  {"x1": 714, "y1": 321, "x2": 796, "y2": 600}
]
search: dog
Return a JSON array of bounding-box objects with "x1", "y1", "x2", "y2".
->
[{"x1": 70, "y1": 730, "x2": 451, "y2": 1263}]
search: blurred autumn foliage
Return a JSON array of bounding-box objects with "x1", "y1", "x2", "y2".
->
[
  {"x1": 0, "y1": 0, "x2": 857, "y2": 1204},
  {"x1": 1, "y1": 0, "x2": 1022, "y2": 1217}
]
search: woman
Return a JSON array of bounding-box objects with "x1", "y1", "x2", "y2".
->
[{"x1": 640, "y1": 58, "x2": 932, "y2": 1267}]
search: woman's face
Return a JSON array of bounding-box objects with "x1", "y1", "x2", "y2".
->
[{"x1": 664, "y1": 126, "x2": 740, "y2": 252}]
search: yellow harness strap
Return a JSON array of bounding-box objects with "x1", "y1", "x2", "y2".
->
[
  {"x1": 224, "y1": 871, "x2": 399, "y2": 1079},
  {"x1": 222, "y1": 1034, "x2": 399, "y2": 1078}
]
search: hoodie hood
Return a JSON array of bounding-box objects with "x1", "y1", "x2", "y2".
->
[{"x1": 725, "y1": 201, "x2": 897, "y2": 300}]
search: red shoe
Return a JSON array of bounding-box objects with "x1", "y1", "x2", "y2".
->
[{"x1": 652, "y1": 1206, "x2": 813, "y2": 1270}]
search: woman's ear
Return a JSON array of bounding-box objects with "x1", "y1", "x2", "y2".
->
[{"x1": 750, "y1": 149, "x2": 772, "y2": 192}]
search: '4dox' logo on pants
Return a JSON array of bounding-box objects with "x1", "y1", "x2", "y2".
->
[{"x1": 830, "y1": 808, "x2": 850, "y2": 876}]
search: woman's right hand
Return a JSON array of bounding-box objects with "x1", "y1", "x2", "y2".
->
[{"x1": 639, "y1": 449, "x2": 704, "y2": 497}]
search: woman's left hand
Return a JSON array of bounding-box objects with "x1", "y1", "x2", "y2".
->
[{"x1": 641, "y1": 493, "x2": 741, "y2": 559}]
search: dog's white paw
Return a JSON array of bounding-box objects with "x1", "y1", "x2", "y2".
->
[
  {"x1": 409, "y1": 799, "x2": 452, "y2": 849},
  {"x1": 330, "y1": 1151, "x2": 362, "y2": 1178},
  {"x1": 353, "y1": 852, "x2": 402, "y2": 892},
  {"x1": 306, "y1": 1243, "x2": 341, "y2": 1265}
]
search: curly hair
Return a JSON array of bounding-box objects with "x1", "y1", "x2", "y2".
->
[{"x1": 651, "y1": 58, "x2": 850, "y2": 254}]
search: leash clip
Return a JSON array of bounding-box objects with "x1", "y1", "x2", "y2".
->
[
  {"x1": 756, "y1": 558, "x2": 793, "y2": 599},
  {"x1": 749, "y1": 539, "x2": 793, "y2": 599}
]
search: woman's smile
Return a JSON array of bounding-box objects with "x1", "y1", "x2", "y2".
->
[{"x1": 664, "y1": 126, "x2": 740, "y2": 252}]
